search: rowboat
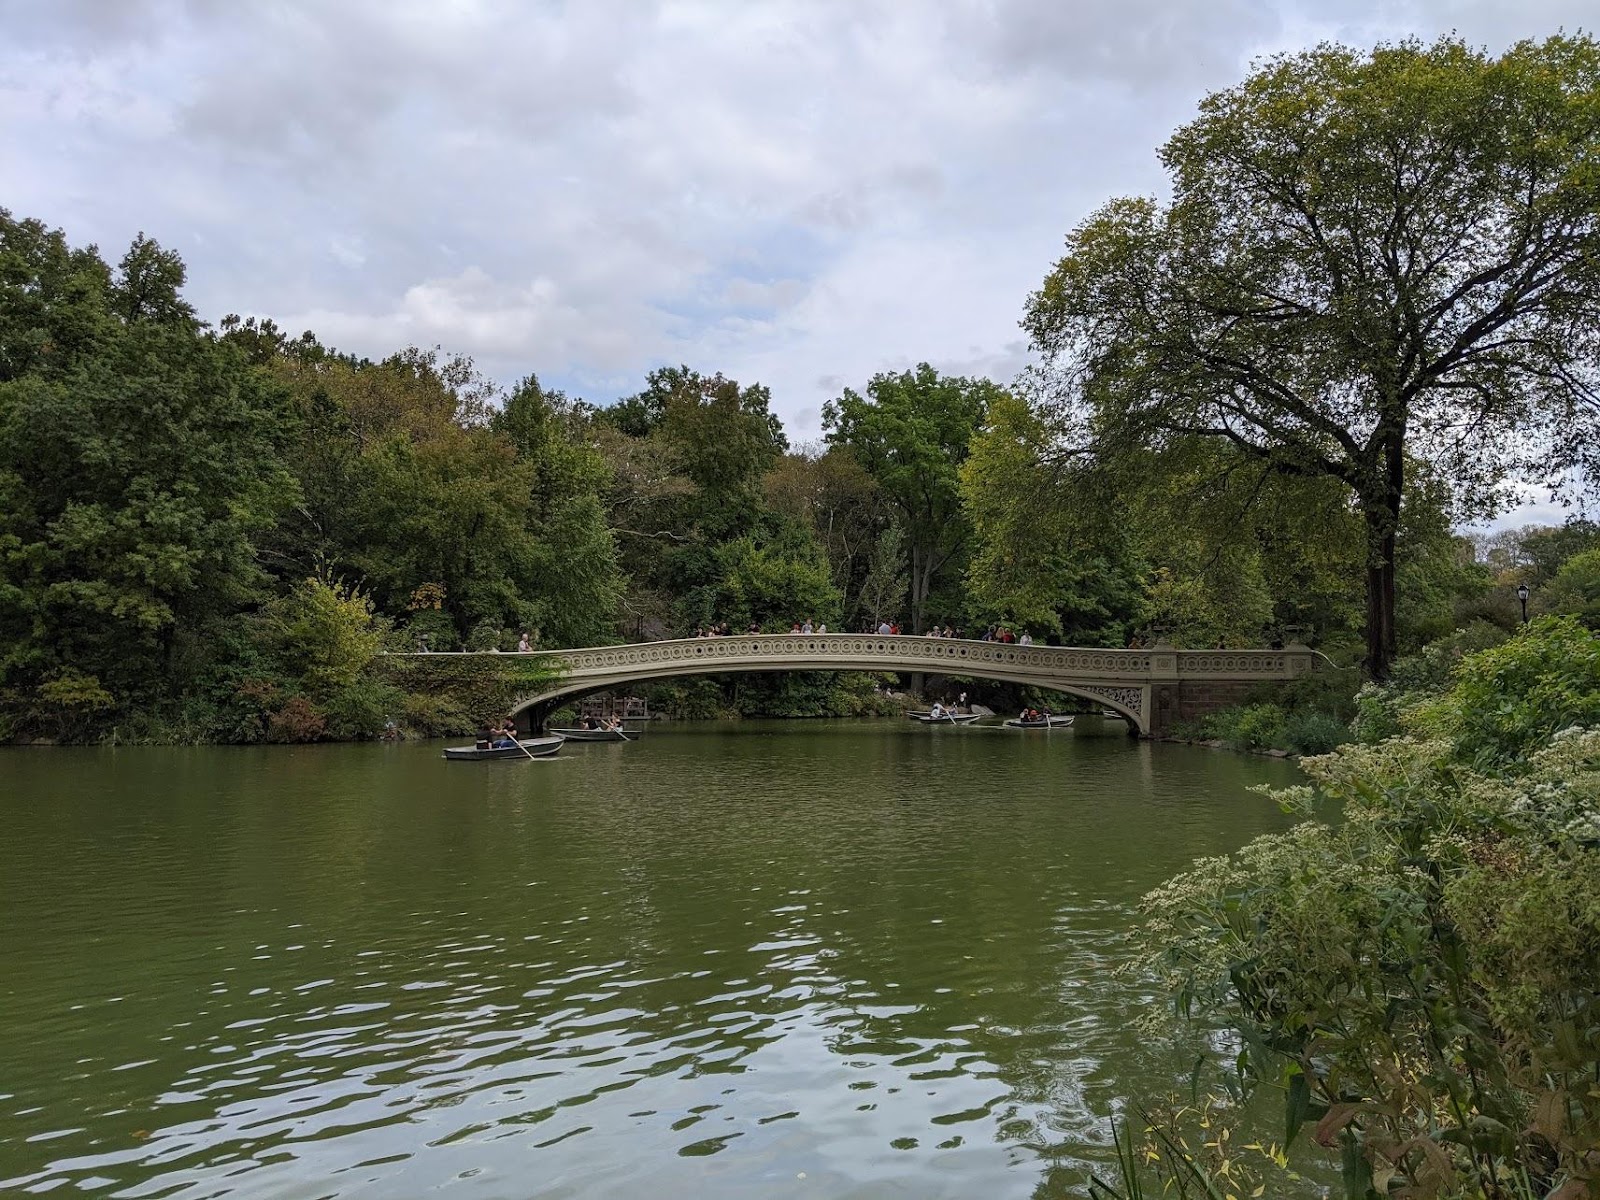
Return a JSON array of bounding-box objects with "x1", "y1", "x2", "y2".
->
[
  {"x1": 548, "y1": 726, "x2": 638, "y2": 742},
  {"x1": 442, "y1": 735, "x2": 565, "y2": 761},
  {"x1": 907, "y1": 711, "x2": 982, "y2": 725},
  {"x1": 1003, "y1": 715, "x2": 1076, "y2": 729}
]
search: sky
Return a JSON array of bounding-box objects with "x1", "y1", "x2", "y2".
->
[{"x1": 2, "y1": 1, "x2": 1593, "y2": 521}]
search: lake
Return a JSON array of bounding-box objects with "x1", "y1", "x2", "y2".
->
[{"x1": 1, "y1": 719, "x2": 1306, "y2": 1198}]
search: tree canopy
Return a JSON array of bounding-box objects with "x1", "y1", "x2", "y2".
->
[
  {"x1": 824, "y1": 364, "x2": 1000, "y2": 631},
  {"x1": 1024, "y1": 34, "x2": 1600, "y2": 677}
]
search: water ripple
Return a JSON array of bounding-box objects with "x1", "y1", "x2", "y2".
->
[{"x1": 0, "y1": 723, "x2": 1309, "y2": 1198}]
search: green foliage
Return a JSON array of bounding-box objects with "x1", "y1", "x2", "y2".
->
[
  {"x1": 1199, "y1": 699, "x2": 1348, "y2": 756},
  {"x1": 493, "y1": 375, "x2": 623, "y2": 645},
  {"x1": 1139, "y1": 628, "x2": 1600, "y2": 1198},
  {"x1": 1200, "y1": 702, "x2": 1286, "y2": 751},
  {"x1": 375, "y1": 653, "x2": 565, "y2": 732},
  {"x1": 0, "y1": 213, "x2": 297, "y2": 736},
  {"x1": 640, "y1": 671, "x2": 904, "y2": 720},
  {"x1": 826, "y1": 364, "x2": 1000, "y2": 630},
  {"x1": 1394, "y1": 472, "x2": 1493, "y2": 652},
  {"x1": 640, "y1": 677, "x2": 731, "y2": 721},
  {"x1": 1024, "y1": 34, "x2": 1600, "y2": 678},
  {"x1": 1478, "y1": 520, "x2": 1600, "y2": 586},
  {"x1": 32, "y1": 670, "x2": 116, "y2": 742},
  {"x1": 960, "y1": 391, "x2": 1146, "y2": 642},
  {"x1": 1415, "y1": 617, "x2": 1600, "y2": 768},
  {"x1": 1540, "y1": 547, "x2": 1600, "y2": 630},
  {"x1": 856, "y1": 525, "x2": 908, "y2": 629},
  {"x1": 763, "y1": 447, "x2": 888, "y2": 617},
  {"x1": 1143, "y1": 556, "x2": 1274, "y2": 649},
  {"x1": 258, "y1": 574, "x2": 388, "y2": 699},
  {"x1": 731, "y1": 672, "x2": 896, "y2": 718},
  {"x1": 1276, "y1": 707, "x2": 1352, "y2": 756},
  {"x1": 1352, "y1": 620, "x2": 1510, "y2": 743},
  {"x1": 223, "y1": 573, "x2": 403, "y2": 742},
  {"x1": 15, "y1": 196, "x2": 1584, "y2": 747},
  {"x1": 711, "y1": 530, "x2": 841, "y2": 631}
]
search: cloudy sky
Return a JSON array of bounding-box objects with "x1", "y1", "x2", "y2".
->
[{"x1": 4, "y1": 0, "x2": 1594, "y2": 475}]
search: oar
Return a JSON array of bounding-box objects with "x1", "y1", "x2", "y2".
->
[{"x1": 503, "y1": 722, "x2": 541, "y2": 762}]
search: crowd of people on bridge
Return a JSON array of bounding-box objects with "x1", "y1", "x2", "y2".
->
[{"x1": 681, "y1": 620, "x2": 1042, "y2": 641}]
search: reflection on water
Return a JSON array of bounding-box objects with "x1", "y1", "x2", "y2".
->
[{"x1": 1, "y1": 720, "x2": 1306, "y2": 1198}]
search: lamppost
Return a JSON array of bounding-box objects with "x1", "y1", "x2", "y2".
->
[{"x1": 1517, "y1": 582, "x2": 1530, "y2": 625}]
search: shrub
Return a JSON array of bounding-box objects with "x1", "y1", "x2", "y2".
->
[
  {"x1": 320, "y1": 679, "x2": 404, "y2": 741},
  {"x1": 644, "y1": 678, "x2": 732, "y2": 720},
  {"x1": 1142, "y1": 731, "x2": 1600, "y2": 1197},
  {"x1": 258, "y1": 574, "x2": 389, "y2": 699},
  {"x1": 466, "y1": 621, "x2": 502, "y2": 652},
  {"x1": 33, "y1": 670, "x2": 116, "y2": 741},
  {"x1": 1135, "y1": 636, "x2": 1600, "y2": 1198},
  {"x1": 1278, "y1": 706, "x2": 1348, "y2": 756},
  {"x1": 377, "y1": 654, "x2": 564, "y2": 727},
  {"x1": 265, "y1": 696, "x2": 327, "y2": 743},
  {"x1": 401, "y1": 607, "x2": 458, "y2": 652},
  {"x1": 1202, "y1": 702, "x2": 1287, "y2": 751},
  {"x1": 1352, "y1": 620, "x2": 1511, "y2": 745},
  {"x1": 1416, "y1": 616, "x2": 1600, "y2": 768}
]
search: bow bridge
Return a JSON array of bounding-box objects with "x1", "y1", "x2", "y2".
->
[{"x1": 479, "y1": 635, "x2": 1319, "y2": 736}]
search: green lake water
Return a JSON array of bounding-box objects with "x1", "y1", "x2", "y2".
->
[{"x1": 1, "y1": 719, "x2": 1307, "y2": 1198}]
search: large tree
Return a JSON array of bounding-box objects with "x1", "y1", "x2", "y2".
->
[
  {"x1": 824, "y1": 364, "x2": 999, "y2": 631},
  {"x1": 1024, "y1": 35, "x2": 1600, "y2": 677}
]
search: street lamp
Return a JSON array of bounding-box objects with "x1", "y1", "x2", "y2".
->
[{"x1": 1517, "y1": 582, "x2": 1530, "y2": 625}]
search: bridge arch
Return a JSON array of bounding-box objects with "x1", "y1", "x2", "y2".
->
[{"x1": 515, "y1": 661, "x2": 1147, "y2": 730}]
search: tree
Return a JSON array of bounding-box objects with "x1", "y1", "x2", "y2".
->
[
  {"x1": 493, "y1": 376, "x2": 624, "y2": 646},
  {"x1": 112, "y1": 233, "x2": 197, "y2": 327},
  {"x1": 1024, "y1": 35, "x2": 1600, "y2": 678},
  {"x1": 960, "y1": 392, "x2": 1146, "y2": 641},
  {"x1": 599, "y1": 365, "x2": 785, "y2": 510},
  {"x1": 256, "y1": 351, "x2": 539, "y2": 642},
  {"x1": 712, "y1": 526, "x2": 841, "y2": 631},
  {"x1": 0, "y1": 208, "x2": 113, "y2": 383},
  {"x1": 1541, "y1": 547, "x2": 1600, "y2": 629},
  {"x1": 857, "y1": 525, "x2": 908, "y2": 630},
  {"x1": 596, "y1": 365, "x2": 790, "y2": 635},
  {"x1": 824, "y1": 364, "x2": 999, "y2": 631},
  {"x1": 0, "y1": 224, "x2": 296, "y2": 728},
  {"x1": 763, "y1": 445, "x2": 888, "y2": 609}
]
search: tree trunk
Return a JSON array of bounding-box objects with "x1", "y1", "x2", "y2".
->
[
  {"x1": 1363, "y1": 523, "x2": 1397, "y2": 680},
  {"x1": 909, "y1": 547, "x2": 926, "y2": 633},
  {"x1": 1362, "y1": 436, "x2": 1404, "y2": 681}
]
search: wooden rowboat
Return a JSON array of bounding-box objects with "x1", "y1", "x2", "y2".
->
[
  {"x1": 907, "y1": 712, "x2": 982, "y2": 725},
  {"x1": 548, "y1": 726, "x2": 637, "y2": 742},
  {"x1": 1002, "y1": 715, "x2": 1076, "y2": 729},
  {"x1": 442, "y1": 736, "x2": 565, "y2": 761}
]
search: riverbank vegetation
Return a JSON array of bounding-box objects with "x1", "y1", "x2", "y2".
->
[
  {"x1": 4, "y1": 34, "x2": 1599, "y2": 746},
  {"x1": 1094, "y1": 617, "x2": 1600, "y2": 1200}
]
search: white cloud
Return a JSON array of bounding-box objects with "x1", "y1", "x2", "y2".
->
[{"x1": 6, "y1": 0, "x2": 1596, "y2": 529}]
